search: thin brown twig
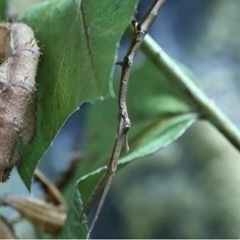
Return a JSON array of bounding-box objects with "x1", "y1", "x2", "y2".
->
[{"x1": 83, "y1": 0, "x2": 166, "y2": 238}]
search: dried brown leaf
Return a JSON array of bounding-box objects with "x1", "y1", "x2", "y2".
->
[
  {"x1": 1, "y1": 195, "x2": 67, "y2": 234},
  {"x1": 0, "y1": 215, "x2": 15, "y2": 239},
  {"x1": 0, "y1": 22, "x2": 39, "y2": 181}
]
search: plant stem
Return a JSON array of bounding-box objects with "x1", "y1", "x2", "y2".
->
[{"x1": 141, "y1": 34, "x2": 240, "y2": 151}]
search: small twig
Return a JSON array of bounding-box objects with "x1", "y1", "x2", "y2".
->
[
  {"x1": 83, "y1": 0, "x2": 166, "y2": 238},
  {"x1": 141, "y1": 34, "x2": 240, "y2": 151},
  {"x1": 34, "y1": 169, "x2": 65, "y2": 206}
]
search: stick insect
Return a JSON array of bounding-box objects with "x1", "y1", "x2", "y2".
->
[{"x1": 80, "y1": 1, "x2": 166, "y2": 238}]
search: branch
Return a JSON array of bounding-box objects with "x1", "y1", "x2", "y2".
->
[{"x1": 141, "y1": 34, "x2": 240, "y2": 151}]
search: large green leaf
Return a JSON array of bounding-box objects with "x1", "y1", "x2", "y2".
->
[
  {"x1": 61, "y1": 58, "x2": 198, "y2": 238},
  {"x1": 17, "y1": 0, "x2": 139, "y2": 188},
  {"x1": 0, "y1": 0, "x2": 7, "y2": 20},
  {"x1": 80, "y1": 60, "x2": 198, "y2": 199}
]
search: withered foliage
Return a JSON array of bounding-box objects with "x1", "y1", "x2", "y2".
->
[
  {"x1": 0, "y1": 169, "x2": 68, "y2": 235},
  {"x1": 0, "y1": 23, "x2": 40, "y2": 181},
  {"x1": 0, "y1": 216, "x2": 16, "y2": 239}
]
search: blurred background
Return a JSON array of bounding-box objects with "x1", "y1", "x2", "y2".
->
[
  {"x1": 101, "y1": 1, "x2": 240, "y2": 238},
  {"x1": 1, "y1": 0, "x2": 240, "y2": 238}
]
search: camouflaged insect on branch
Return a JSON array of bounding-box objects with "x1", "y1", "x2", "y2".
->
[{"x1": 0, "y1": 22, "x2": 40, "y2": 181}]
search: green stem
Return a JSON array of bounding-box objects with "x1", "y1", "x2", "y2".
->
[{"x1": 141, "y1": 34, "x2": 240, "y2": 151}]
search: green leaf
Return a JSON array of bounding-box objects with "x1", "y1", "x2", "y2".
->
[
  {"x1": 79, "y1": 62, "x2": 198, "y2": 199},
  {"x1": 63, "y1": 58, "x2": 198, "y2": 238},
  {"x1": 0, "y1": 0, "x2": 7, "y2": 20},
  {"x1": 17, "y1": 0, "x2": 139, "y2": 188}
]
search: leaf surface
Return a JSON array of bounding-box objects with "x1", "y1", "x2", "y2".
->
[
  {"x1": 62, "y1": 59, "x2": 198, "y2": 238},
  {"x1": 17, "y1": 0, "x2": 139, "y2": 188},
  {"x1": 0, "y1": 0, "x2": 7, "y2": 20}
]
